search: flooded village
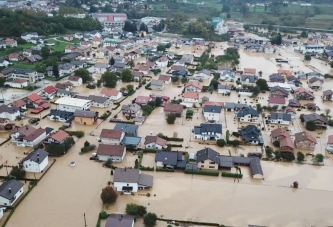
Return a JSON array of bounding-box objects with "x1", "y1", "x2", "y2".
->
[{"x1": 0, "y1": 27, "x2": 332, "y2": 227}]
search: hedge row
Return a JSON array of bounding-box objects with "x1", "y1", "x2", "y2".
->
[
  {"x1": 157, "y1": 218, "x2": 221, "y2": 227},
  {"x1": 156, "y1": 168, "x2": 174, "y2": 172},
  {"x1": 0, "y1": 137, "x2": 11, "y2": 147},
  {"x1": 139, "y1": 166, "x2": 154, "y2": 171},
  {"x1": 184, "y1": 169, "x2": 219, "y2": 176},
  {"x1": 142, "y1": 149, "x2": 157, "y2": 153},
  {"x1": 167, "y1": 144, "x2": 183, "y2": 147},
  {"x1": 158, "y1": 135, "x2": 184, "y2": 142},
  {"x1": 221, "y1": 172, "x2": 243, "y2": 178}
]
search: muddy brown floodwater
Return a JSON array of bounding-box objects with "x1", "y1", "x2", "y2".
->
[{"x1": 5, "y1": 40, "x2": 333, "y2": 227}]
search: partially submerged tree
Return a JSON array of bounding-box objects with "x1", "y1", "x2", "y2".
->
[{"x1": 100, "y1": 186, "x2": 118, "y2": 204}]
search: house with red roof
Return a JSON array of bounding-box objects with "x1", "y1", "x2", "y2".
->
[
  {"x1": 135, "y1": 96, "x2": 151, "y2": 106},
  {"x1": 100, "y1": 88, "x2": 122, "y2": 101},
  {"x1": 8, "y1": 53, "x2": 21, "y2": 62},
  {"x1": 25, "y1": 93, "x2": 42, "y2": 108},
  {"x1": 39, "y1": 85, "x2": 57, "y2": 100},
  {"x1": 155, "y1": 56, "x2": 168, "y2": 68},
  {"x1": 44, "y1": 130, "x2": 70, "y2": 145},
  {"x1": 92, "y1": 37, "x2": 103, "y2": 47},
  {"x1": 4, "y1": 79, "x2": 28, "y2": 88},
  {"x1": 185, "y1": 81, "x2": 203, "y2": 92},
  {"x1": 183, "y1": 92, "x2": 199, "y2": 103},
  {"x1": 294, "y1": 87, "x2": 315, "y2": 100},
  {"x1": 268, "y1": 97, "x2": 286, "y2": 110},
  {"x1": 11, "y1": 125, "x2": 48, "y2": 147},
  {"x1": 138, "y1": 65, "x2": 149, "y2": 75}
]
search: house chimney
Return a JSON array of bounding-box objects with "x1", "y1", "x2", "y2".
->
[
  {"x1": 9, "y1": 188, "x2": 11, "y2": 193},
  {"x1": 119, "y1": 214, "x2": 123, "y2": 220}
]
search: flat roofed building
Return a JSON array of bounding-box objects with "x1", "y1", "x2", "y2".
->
[{"x1": 55, "y1": 97, "x2": 91, "y2": 112}]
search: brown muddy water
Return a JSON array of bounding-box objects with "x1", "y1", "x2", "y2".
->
[{"x1": 4, "y1": 41, "x2": 333, "y2": 227}]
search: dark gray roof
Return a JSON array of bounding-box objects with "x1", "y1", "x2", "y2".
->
[
  {"x1": 113, "y1": 62, "x2": 126, "y2": 68},
  {"x1": 57, "y1": 89, "x2": 78, "y2": 96},
  {"x1": 155, "y1": 151, "x2": 178, "y2": 166},
  {"x1": 64, "y1": 53, "x2": 81, "y2": 59},
  {"x1": 0, "y1": 105, "x2": 19, "y2": 114},
  {"x1": 70, "y1": 60, "x2": 85, "y2": 66},
  {"x1": 73, "y1": 109, "x2": 97, "y2": 118},
  {"x1": 232, "y1": 156, "x2": 263, "y2": 176},
  {"x1": 75, "y1": 95, "x2": 108, "y2": 104},
  {"x1": 138, "y1": 173, "x2": 153, "y2": 187},
  {"x1": 114, "y1": 168, "x2": 140, "y2": 183},
  {"x1": 268, "y1": 112, "x2": 291, "y2": 121},
  {"x1": 269, "y1": 74, "x2": 285, "y2": 82},
  {"x1": 240, "y1": 125, "x2": 261, "y2": 143},
  {"x1": 0, "y1": 180, "x2": 23, "y2": 200},
  {"x1": 121, "y1": 136, "x2": 141, "y2": 146},
  {"x1": 241, "y1": 75, "x2": 258, "y2": 83},
  {"x1": 48, "y1": 109, "x2": 74, "y2": 119},
  {"x1": 19, "y1": 148, "x2": 48, "y2": 164},
  {"x1": 224, "y1": 102, "x2": 247, "y2": 110},
  {"x1": 150, "y1": 79, "x2": 164, "y2": 86},
  {"x1": 217, "y1": 84, "x2": 232, "y2": 90},
  {"x1": 323, "y1": 89, "x2": 333, "y2": 96},
  {"x1": 303, "y1": 113, "x2": 328, "y2": 124},
  {"x1": 105, "y1": 214, "x2": 134, "y2": 227},
  {"x1": 288, "y1": 99, "x2": 301, "y2": 107},
  {"x1": 219, "y1": 156, "x2": 233, "y2": 168},
  {"x1": 114, "y1": 123, "x2": 138, "y2": 133},
  {"x1": 193, "y1": 124, "x2": 222, "y2": 134},
  {"x1": 196, "y1": 148, "x2": 221, "y2": 164},
  {"x1": 236, "y1": 107, "x2": 258, "y2": 118},
  {"x1": 269, "y1": 86, "x2": 288, "y2": 95},
  {"x1": 203, "y1": 105, "x2": 222, "y2": 113}
]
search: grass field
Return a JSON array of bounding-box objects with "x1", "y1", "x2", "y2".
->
[{"x1": 9, "y1": 62, "x2": 36, "y2": 70}]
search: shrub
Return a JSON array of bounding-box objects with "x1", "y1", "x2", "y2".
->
[
  {"x1": 156, "y1": 168, "x2": 174, "y2": 172},
  {"x1": 144, "y1": 213, "x2": 157, "y2": 227},
  {"x1": 228, "y1": 140, "x2": 241, "y2": 147},
  {"x1": 280, "y1": 152, "x2": 295, "y2": 161},
  {"x1": 314, "y1": 153, "x2": 324, "y2": 163},
  {"x1": 126, "y1": 203, "x2": 147, "y2": 217},
  {"x1": 306, "y1": 121, "x2": 316, "y2": 131},
  {"x1": 66, "y1": 130, "x2": 84, "y2": 138},
  {"x1": 296, "y1": 152, "x2": 305, "y2": 162},
  {"x1": 10, "y1": 167, "x2": 26, "y2": 178},
  {"x1": 216, "y1": 139, "x2": 226, "y2": 147},
  {"x1": 232, "y1": 132, "x2": 240, "y2": 137},
  {"x1": 273, "y1": 140, "x2": 280, "y2": 147},
  {"x1": 104, "y1": 158, "x2": 113, "y2": 168},
  {"x1": 166, "y1": 113, "x2": 176, "y2": 124},
  {"x1": 100, "y1": 211, "x2": 108, "y2": 219},
  {"x1": 139, "y1": 166, "x2": 154, "y2": 171},
  {"x1": 100, "y1": 186, "x2": 118, "y2": 204},
  {"x1": 184, "y1": 169, "x2": 219, "y2": 176},
  {"x1": 167, "y1": 144, "x2": 182, "y2": 147},
  {"x1": 157, "y1": 133, "x2": 184, "y2": 141},
  {"x1": 221, "y1": 172, "x2": 243, "y2": 178}
]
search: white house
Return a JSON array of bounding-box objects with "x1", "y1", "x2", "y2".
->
[
  {"x1": 75, "y1": 95, "x2": 110, "y2": 108},
  {"x1": 68, "y1": 75, "x2": 83, "y2": 86},
  {"x1": 113, "y1": 168, "x2": 153, "y2": 194},
  {"x1": 327, "y1": 135, "x2": 333, "y2": 154},
  {"x1": 144, "y1": 136, "x2": 167, "y2": 150},
  {"x1": 183, "y1": 92, "x2": 199, "y2": 103},
  {"x1": 193, "y1": 70, "x2": 211, "y2": 80},
  {"x1": 0, "y1": 105, "x2": 20, "y2": 121},
  {"x1": 16, "y1": 128, "x2": 47, "y2": 147},
  {"x1": 96, "y1": 144, "x2": 126, "y2": 162},
  {"x1": 100, "y1": 88, "x2": 123, "y2": 101},
  {"x1": 236, "y1": 107, "x2": 259, "y2": 124},
  {"x1": 94, "y1": 63, "x2": 109, "y2": 74},
  {"x1": 212, "y1": 17, "x2": 228, "y2": 35},
  {"x1": 19, "y1": 148, "x2": 49, "y2": 173},
  {"x1": 155, "y1": 56, "x2": 168, "y2": 68},
  {"x1": 203, "y1": 105, "x2": 222, "y2": 122},
  {"x1": 150, "y1": 80, "x2": 164, "y2": 91},
  {"x1": 193, "y1": 123, "x2": 222, "y2": 141},
  {"x1": 4, "y1": 79, "x2": 28, "y2": 89},
  {"x1": 268, "y1": 112, "x2": 292, "y2": 125},
  {"x1": 55, "y1": 97, "x2": 91, "y2": 112},
  {"x1": 21, "y1": 32, "x2": 38, "y2": 41},
  {"x1": 298, "y1": 43, "x2": 324, "y2": 54},
  {"x1": 185, "y1": 81, "x2": 203, "y2": 92},
  {"x1": 0, "y1": 180, "x2": 24, "y2": 206},
  {"x1": 0, "y1": 58, "x2": 9, "y2": 67},
  {"x1": 217, "y1": 84, "x2": 231, "y2": 94},
  {"x1": 98, "y1": 129, "x2": 125, "y2": 145}
]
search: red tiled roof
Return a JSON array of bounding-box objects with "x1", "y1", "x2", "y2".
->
[
  {"x1": 100, "y1": 88, "x2": 120, "y2": 97},
  {"x1": 202, "y1": 101, "x2": 224, "y2": 107},
  {"x1": 27, "y1": 93, "x2": 41, "y2": 102},
  {"x1": 268, "y1": 97, "x2": 285, "y2": 104},
  {"x1": 185, "y1": 81, "x2": 203, "y2": 90},
  {"x1": 43, "y1": 85, "x2": 57, "y2": 94},
  {"x1": 144, "y1": 136, "x2": 167, "y2": 146},
  {"x1": 100, "y1": 129, "x2": 123, "y2": 139},
  {"x1": 12, "y1": 79, "x2": 27, "y2": 84},
  {"x1": 97, "y1": 144, "x2": 125, "y2": 156},
  {"x1": 328, "y1": 135, "x2": 333, "y2": 144},
  {"x1": 135, "y1": 96, "x2": 150, "y2": 105},
  {"x1": 11, "y1": 99, "x2": 26, "y2": 108},
  {"x1": 164, "y1": 103, "x2": 183, "y2": 114},
  {"x1": 24, "y1": 128, "x2": 46, "y2": 142},
  {"x1": 158, "y1": 74, "x2": 170, "y2": 81},
  {"x1": 49, "y1": 130, "x2": 69, "y2": 142},
  {"x1": 183, "y1": 92, "x2": 199, "y2": 99},
  {"x1": 9, "y1": 53, "x2": 19, "y2": 58},
  {"x1": 244, "y1": 68, "x2": 256, "y2": 74},
  {"x1": 278, "y1": 69, "x2": 293, "y2": 76}
]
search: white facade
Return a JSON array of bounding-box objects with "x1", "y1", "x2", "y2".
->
[
  {"x1": 155, "y1": 59, "x2": 168, "y2": 68},
  {"x1": 97, "y1": 150, "x2": 126, "y2": 162},
  {"x1": 55, "y1": 97, "x2": 91, "y2": 112},
  {"x1": 203, "y1": 112, "x2": 220, "y2": 122},
  {"x1": 22, "y1": 157, "x2": 48, "y2": 173},
  {"x1": 0, "y1": 110, "x2": 20, "y2": 121},
  {"x1": 0, "y1": 59, "x2": 9, "y2": 67},
  {"x1": 184, "y1": 97, "x2": 199, "y2": 103},
  {"x1": 145, "y1": 142, "x2": 163, "y2": 150},
  {"x1": 217, "y1": 88, "x2": 230, "y2": 94},
  {"x1": 69, "y1": 78, "x2": 82, "y2": 86},
  {"x1": 114, "y1": 182, "x2": 138, "y2": 193},
  {"x1": 17, "y1": 131, "x2": 46, "y2": 147},
  {"x1": 192, "y1": 72, "x2": 210, "y2": 80},
  {"x1": 105, "y1": 92, "x2": 123, "y2": 101},
  {"x1": 268, "y1": 118, "x2": 290, "y2": 125},
  {"x1": 185, "y1": 85, "x2": 202, "y2": 93},
  {"x1": 0, "y1": 187, "x2": 24, "y2": 206},
  {"x1": 239, "y1": 114, "x2": 259, "y2": 124},
  {"x1": 193, "y1": 132, "x2": 222, "y2": 141},
  {"x1": 99, "y1": 134, "x2": 125, "y2": 145},
  {"x1": 298, "y1": 44, "x2": 324, "y2": 54}
]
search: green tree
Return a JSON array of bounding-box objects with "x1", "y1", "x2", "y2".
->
[
  {"x1": 128, "y1": 60, "x2": 135, "y2": 68},
  {"x1": 101, "y1": 71, "x2": 118, "y2": 88},
  {"x1": 330, "y1": 61, "x2": 333, "y2": 68},
  {"x1": 273, "y1": 140, "x2": 280, "y2": 147},
  {"x1": 84, "y1": 140, "x2": 90, "y2": 147},
  {"x1": 256, "y1": 78, "x2": 269, "y2": 91},
  {"x1": 109, "y1": 57, "x2": 115, "y2": 65},
  {"x1": 181, "y1": 77, "x2": 187, "y2": 84},
  {"x1": 304, "y1": 55, "x2": 311, "y2": 61},
  {"x1": 0, "y1": 77, "x2": 5, "y2": 87},
  {"x1": 274, "y1": 150, "x2": 281, "y2": 160},
  {"x1": 270, "y1": 33, "x2": 282, "y2": 45},
  {"x1": 75, "y1": 68, "x2": 93, "y2": 83},
  {"x1": 144, "y1": 213, "x2": 157, "y2": 227},
  {"x1": 157, "y1": 45, "x2": 166, "y2": 52},
  {"x1": 10, "y1": 167, "x2": 26, "y2": 178},
  {"x1": 300, "y1": 31, "x2": 308, "y2": 38},
  {"x1": 125, "y1": 203, "x2": 147, "y2": 217},
  {"x1": 216, "y1": 139, "x2": 226, "y2": 147},
  {"x1": 265, "y1": 146, "x2": 273, "y2": 158},
  {"x1": 306, "y1": 121, "x2": 316, "y2": 131},
  {"x1": 256, "y1": 104, "x2": 262, "y2": 114},
  {"x1": 243, "y1": 24, "x2": 250, "y2": 31},
  {"x1": 105, "y1": 158, "x2": 113, "y2": 168},
  {"x1": 155, "y1": 97, "x2": 162, "y2": 107},
  {"x1": 126, "y1": 84, "x2": 134, "y2": 92},
  {"x1": 41, "y1": 46, "x2": 50, "y2": 58},
  {"x1": 142, "y1": 105, "x2": 154, "y2": 116},
  {"x1": 222, "y1": 4, "x2": 231, "y2": 12},
  {"x1": 121, "y1": 69, "x2": 134, "y2": 82},
  {"x1": 166, "y1": 113, "x2": 176, "y2": 124},
  {"x1": 314, "y1": 153, "x2": 324, "y2": 163},
  {"x1": 35, "y1": 63, "x2": 46, "y2": 73},
  {"x1": 100, "y1": 186, "x2": 118, "y2": 204},
  {"x1": 296, "y1": 152, "x2": 305, "y2": 162},
  {"x1": 281, "y1": 152, "x2": 295, "y2": 161},
  {"x1": 52, "y1": 64, "x2": 59, "y2": 78}
]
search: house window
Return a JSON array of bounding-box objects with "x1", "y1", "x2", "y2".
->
[
  {"x1": 209, "y1": 166, "x2": 215, "y2": 168},
  {"x1": 201, "y1": 165, "x2": 204, "y2": 168},
  {"x1": 201, "y1": 161, "x2": 204, "y2": 163},
  {"x1": 209, "y1": 162, "x2": 215, "y2": 164},
  {"x1": 127, "y1": 184, "x2": 129, "y2": 186}
]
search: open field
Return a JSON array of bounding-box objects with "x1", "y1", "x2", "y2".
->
[{"x1": 3, "y1": 38, "x2": 333, "y2": 226}]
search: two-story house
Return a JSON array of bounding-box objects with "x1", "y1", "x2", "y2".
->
[
  {"x1": 236, "y1": 107, "x2": 259, "y2": 124},
  {"x1": 73, "y1": 110, "x2": 98, "y2": 125},
  {"x1": 269, "y1": 74, "x2": 285, "y2": 83},
  {"x1": 0, "y1": 105, "x2": 20, "y2": 121},
  {"x1": 203, "y1": 105, "x2": 222, "y2": 122},
  {"x1": 193, "y1": 123, "x2": 222, "y2": 141},
  {"x1": 196, "y1": 147, "x2": 220, "y2": 170},
  {"x1": 308, "y1": 77, "x2": 323, "y2": 90},
  {"x1": 183, "y1": 92, "x2": 199, "y2": 103},
  {"x1": 11, "y1": 125, "x2": 46, "y2": 147},
  {"x1": 121, "y1": 103, "x2": 142, "y2": 118},
  {"x1": 98, "y1": 129, "x2": 125, "y2": 145},
  {"x1": 239, "y1": 125, "x2": 263, "y2": 145},
  {"x1": 44, "y1": 130, "x2": 70, "y2": 144},
  {"x1": 10, "y1": 100, "x2": 27, "y2": 115},
  {"x1": 100, "y1": 88, "x2": 123, "y2": 101},
  {"x1": 39, "y1": 85, "x2": 57, "y2": 100},
  {"x1": 270, "y1": 86, "x2": 289, "y2": 98},
  {"x1": 241, "y1": 75, "x2": 258, "y2": 85},
  {"x1": 0, "y1": 180, "x2": 24, "y2": 206},
  {"x1": 268, "y1": 112, "x2": 292, "y2": 125},
  {"x1": 96, "y1": 144, "x2": 126, "y2": 162},
  {"x1": 164, "y1": 103, "x2": 183, "y2": 117},
  {"x1": 270, "y1": 128, "x2": 294, "y2": 153},
  {"x1": 68, "y1": 75, "x2": 83, "y2": 86},
  {"x1": 294, "y1": 131, "x2": 317, "y2": 150},
  {"x1": 18, "y1": 148, "x2": 49, "y2": 173},
  {"x1": 217, "y1": 84, "x2": 231, "y2": 94},
  {"x1": 155, "y1": 151, "x2": 185, "y2": 169},
  {"x1": 294, "y1": 87, "x2": 315, "y2": 100},
  {"x1": 144, "y1": 136, "x2": 167, "y2": 150},
  {"x1": 185, "y1": 81, "x2": 203, "y2": 92},
  {"x1": 303, "y1": 113, "x2": 328, "y2": 129}
]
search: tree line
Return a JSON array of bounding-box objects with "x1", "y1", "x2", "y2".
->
[{"x1": 0, "y1": 9, "x2": 102, "y2": 37}]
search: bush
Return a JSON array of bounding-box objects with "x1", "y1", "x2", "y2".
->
[
  {"x1": 100, "y1": 211, "x2": 108, "y2": 219},
  {"x1": 314, "y1": 153, "x2": 324, "y2": 163},
  {"x1": 221, "y1": 172, "x2": 243, "y2": 178},
  {"x1": 139, "y1": 166, "x2": 154, "y2": 171},
  {"x1": 166, "y1": 113, "x2": 176, "y2": 124},
  {"x1": 104, "y1": 158, "x2": 113, "y2": 168},
  {"x1": 306, "y1": 121, "x2": 316, "y2": 131},
  {"x1": 232, "y1": 132, "x2": 240, "y2": 137},
  {"x1": 10, "y1": 167, "x2": 26, "y2": 178},
  {"x1": 126, "y1": 203, "x2": 147, "y2": 217},
  {"x1": 280, "y1": 152, "x2": 295, "y2": 161},
  {"x1": 167, "y1": 144, "x2": 183, "y2": 147},
  {"x1": 184, "y1": 169, "x2": 219, "y2": 176},
  {"x1": 216, "y1": 139, "x2": 226, "y2": 147},
  {"x1": 296, "y1": 152, "x2": 305, "y2": 162},
  {"x1": 273, "y1": 140, "x2": 280, "y2": 147},
  {"x1": 100, "y1": 186, "x2": 118, "y2": 204},
  {"x1": 157, "y1": 133, "x2": 184, "y2": 141},
  {"x1": 156, "y1": 168, "x2": 174, "y2": 172},
  {"x1": 66, "y1": 130, "x2": 84, "y2": 138},
  {"x1": 144, "y1": 213, "x2": 157, "y2": 227},
  {"x1": 228, "y1": 140, "x2": 241, "y2": 147}
]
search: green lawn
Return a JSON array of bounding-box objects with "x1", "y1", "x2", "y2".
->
[
  {"x1": 18, "y1": 43, "x2": 35, "y2": 50},
  {"x1": 9, "y1": 62, "x2": 36, "y2": 70}
]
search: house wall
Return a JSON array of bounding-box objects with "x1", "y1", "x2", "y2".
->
[
  {"x1": 21, "y1": 132, "x2": 47, "y2": 147},
  {"x1": 107, "y1": 93, "x2": 122, "y2": 101},
  {"x1": 145, "y1": 142, "x2": 163, "y2": 150},
  {"x1": 57, "y1": 102, "x2": 91, "y2": 112},
  {"x1": 114, "y1": 182, "x2": 138, "y2": 193},
  {"x1": 203, "y1": 112, "x2": 220, "y2": 122},
  {"x1": 23, "y1": 157, "x2": 48, "y2": 172},
  {"x1": 0, "y1": 187, "x2": 24, "y2": 206},
  {"x1": 238, "y1": 91, "x2": 253, "y2": 97},
  {"x1": 198, "y1": 159, "x2": 218, "y2": 170},
  {"x1": 97, "y1": 151, "x2": 125, "y2": 162},
  {"x1": 5, "y1": 81, "x2": 28, "y2": 88},
  {"x1": 252, "y1": 173, "x2": 264, "y2": 179},
  {"x1": 185, "y1": 86, "x2": 201, "y2": 92},
  {"x1": 269, "y1": 119, "x2": 290, "y2": 125},
  {"x1": 271, "y1": 91, "x2": 288, "y2": 98},
  {"x1": 69, "y1": 79, "x2": 82, "y2": 86},
  {"x1": 184, "y1": 97, "x2": 199, "y2": 103},
  {"x1": 92, "y1": 100, "x2": 110, "y2": 108},
  {"x1": 100, "y1": 135, "x2": 123, "y2": 145},
  {"x1": 239, "y1": 114, "x2": 259, "y2": 123},
  {"x1": 74, "y1": 116, "x2": 96, "y2": 125},
  {"x1": 193, "y1": 132, "x2": 222, "y2": 141},
  {"x1": 150, "y1": 84, "x2": 164, "y2": 91},
  {"x1": 0, "y1": 110, "x2": 20, "y2": 121},
  {"x1": 295, "y1": 140, "x2": 316, "y2": 150},
  {"x1": 217, "y1": 89, "x2": 230, "y2": 94}
]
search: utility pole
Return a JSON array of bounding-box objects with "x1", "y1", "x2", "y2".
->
[{"x1": 84, "y1": 213, "x2": 87, "y2": 227}]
